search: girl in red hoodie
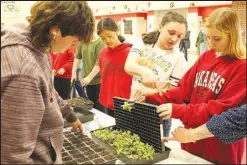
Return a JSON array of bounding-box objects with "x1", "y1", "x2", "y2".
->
[
  {"x1": 133, "y1": 8, "x2": 246, "y2": 164},
  {"x1": 51, "y1": 45, "x2": 76, "y2": 99},
  {"x1": 97, "y1": 18, "x2": 133, "y2": 117}
]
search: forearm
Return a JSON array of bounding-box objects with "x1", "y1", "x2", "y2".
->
[
  {"x1": 206, "y1": 105, "x2": 247, "y2": 143},
  {"x1": 54, "y1": 90, "x2": 77, "y2": 123},
  {"x1": 189, "y1": 124, "x2": 214, "y2": 142},
  {"x1": 72, "y1": 58, "x2": 81, "y2": 74},
  {"x1": 124, "y1": 52, "x2": 151, "y2": 77},
  {"x1": 125, "y1": 63, "x2": 151, "y2": 77},
  {"x1": 87, "y1": 65, "x2": 100, "y2": 80}
]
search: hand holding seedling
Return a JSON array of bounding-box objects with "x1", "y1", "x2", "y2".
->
[
  {"x1": 156, "y1": 103, "x2": 172, "y2": 120},
  {"x1": 122, "y1": 101, "x2": 133, "y2": 111}
]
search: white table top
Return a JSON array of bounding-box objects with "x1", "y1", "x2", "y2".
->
[{"x1": 65, "y1": 108, "x2": 213, "y2": 164}]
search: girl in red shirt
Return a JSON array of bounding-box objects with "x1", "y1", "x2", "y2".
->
[
  {"x1": 97, "y1": 18, "x2": 133, "y2": 117},
  {"x1": 50, "y1": 45, "x2": 76, "y2": 99}
]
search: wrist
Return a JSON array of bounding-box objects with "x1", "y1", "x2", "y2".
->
[
  {"x1": 87, "y1": 75, "x2": 93, "y2": 81},
  {"x1": 188, "y1": 129, "x2": 197, "y2": 143}
]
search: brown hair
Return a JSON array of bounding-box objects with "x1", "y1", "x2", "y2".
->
[
  {"x1": 206, "y1": 8, "x2": 246, "y2": 59},
  {"x1": 97, "y1": 17, "x2": 125, "y2": 43},
  {"x1": 142, "y1": 11, "x2": 188, "y2": 45},
  {"x1": 27, "y1": 1, "x2": 95, "y2": 49}
]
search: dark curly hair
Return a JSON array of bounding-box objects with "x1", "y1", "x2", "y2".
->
[
  {"x1": 142, "y1": 11, "x2": 188, "y2": 45},
  {"x1": 97, "y1": 17, "x2": 125, "y2": 43},
  {"x1": 27, "y1": 1, "x2": 95, "y2": 49}
]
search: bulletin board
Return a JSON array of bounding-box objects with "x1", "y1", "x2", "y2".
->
[{"x1": 124, "y1": 20, "x2": 132, "y2": 34}]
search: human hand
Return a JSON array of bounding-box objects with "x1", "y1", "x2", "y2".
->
[
  {"x1": 130, "y1": 89, "x2": 146, "y2": 103},
  {"x1": 156, "y1": 103, "x2": 172, "y2": 120},
  {"x1": 141, "y1": 71, "x2": 162, "y2": 96},
  {"x1": 71, "y1": 71, "x2": 77, "y2": 83},
  {"x1": 71, "y1": 119, "x2": 84, "y2": 135},
  {"x1": 81, "y1": 76, "x2": 92, "y2": 86},
  {"x1": 57, "y1": 68, "x2": 65, "y2": 75},
  {"x1": 52, "y1": 69, "x2": 57, "y2": 76},
  {"x1": 161, "y1": 126, "x2": 194, "y2": 143}
]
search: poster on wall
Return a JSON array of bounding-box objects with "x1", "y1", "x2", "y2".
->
[
  {"x1": 117, "y1": 21, "x2": 121, "y2": 33},
  {"x1": 124, "y1": 20, "x2": 132, "y2": 35},
  {"x1": 1, "y1": 1, "x2": 20, "y2": 16}
]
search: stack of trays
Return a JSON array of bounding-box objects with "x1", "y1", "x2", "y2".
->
[
  {"x1": 62, "y1": 131, "x2": 117, "y2": 164},
  {"x1": 67, "y1": 97, "x2": 94, "y2": 111}
]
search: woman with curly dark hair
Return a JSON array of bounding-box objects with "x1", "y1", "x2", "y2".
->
[{"x1": 1, "y1": 1, "x2": 95, "y2": 164}]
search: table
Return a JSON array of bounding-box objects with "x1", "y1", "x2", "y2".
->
[{"x1": 66, "y1": 108, "x2": 213, "y2": 164}]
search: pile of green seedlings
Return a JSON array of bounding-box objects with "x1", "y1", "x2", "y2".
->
[{"x1": 93, "y1": 128, "x2": 155, "y2": 160}]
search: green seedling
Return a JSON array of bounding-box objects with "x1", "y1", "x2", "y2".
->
[
  {"x1": 92, "y1": 128, "x2": 155, "y2": 160},
  {"x1": 121, "y1": 101, "x2": 133, "y2": 112}
]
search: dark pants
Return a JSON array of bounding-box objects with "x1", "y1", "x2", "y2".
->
[
  {"x1": 86, "y1": 84, "x2": 104, "y2": 112},
  {"x1": 104, "y1": 107, "x2": 115, "y2": 118},
  {"x1": 72, "y1": 69, "x2": 87, "y2": 99},
  {"x1": 54, "y1": 76, "x2": 71, "y2": 100},
  {"x1": 163, "y1": 119, "x2": 172, "y2": 141}
]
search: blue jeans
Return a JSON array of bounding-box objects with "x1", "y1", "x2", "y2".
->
[
  {"x1": 72, "y1": 69, "x2": 87, "y2": 98},
  {"x1": 163, "y1": 119, "x2": 172, "y2": 138}
]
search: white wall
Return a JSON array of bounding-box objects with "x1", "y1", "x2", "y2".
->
[
  {"x1": 1, "y1": 1, "x2": 35, "y2": 25},
  {"x1": 187, "y1": 12, "x2": 200, "y2": 52},
  {"x1": 147, "y1": 15, "x2": 155, "y2": 32}
]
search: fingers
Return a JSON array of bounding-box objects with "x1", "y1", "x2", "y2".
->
[
  {"x1": 161, "y1": 136, "x2": 175, "y2": 142},
  {"x1": 136, "y1": 95, "x2": 145, "y2": 103},
  {"x1": 52, "y1": 70, "x2": 57, "y2": 76},
  {"x1": 161, "y1": 115, "x2": 170, "y2": 120},
  {"x1": 81, "y1": 80, "x2": 87, "y2": 86},
  {"x1": 79, "y1": 124, "x2": 84, "y2": 135},
  {"x1": 159, "y1": 111, "x2": 169, "y2": 118},
  {"x1": 71, "y1": 127, "x2": 77, "y2": 132},
  {"x1": 57, "y1": 71, "x2": 64, "y2": 75},
  {"x1": 155, "y1": 81, "x2": 163, "y2": 96},
  {"x1": 171, "y1": 131, "x2": 176, "y2": 136},
  {"x1": 156, "y1": 104, "x2": 169, "y2": 113},
  {"x1": 71, "y1": 77, "x2": 76, "y2": 83},
  {"x1": 132, "y1": 89, "x2": 142, "y2": 100},
  {"x1": 143, "y1": 81, "x2": 156, "y2": 89}
]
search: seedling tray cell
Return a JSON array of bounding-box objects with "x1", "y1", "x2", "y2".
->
[
  {"x1": 62, "y1": 130, "x2": 117, "y2": 164},
  {"x1": 90, "y1": 126, "x2": 171, "y2": 164},
  {"x1": 64, "y1": 109, "x2": 94, "y2": 127},
  {"x1": 113, "y1": 97, "x2": 165, "y2": 153},
  {"x1": 67, "y1": 97, "x2": 94, "y2": 111}
]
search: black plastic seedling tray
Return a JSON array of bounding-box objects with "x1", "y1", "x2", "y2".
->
[
  {"x1": 113, "y1": 97, "x2": 165, "y2": 153},
  {"x1": 64, "y1": 109, "x2": 94, "y2": 128},
  {"x1": 67, "y1": 97, "x2": 94, "y2": 111},
  {"x1": 62, "y1": 131, "x2": 117, "y2": 164},
  {"x1": 90, "y1": 126, "x2": 171, "y2": 164}
]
